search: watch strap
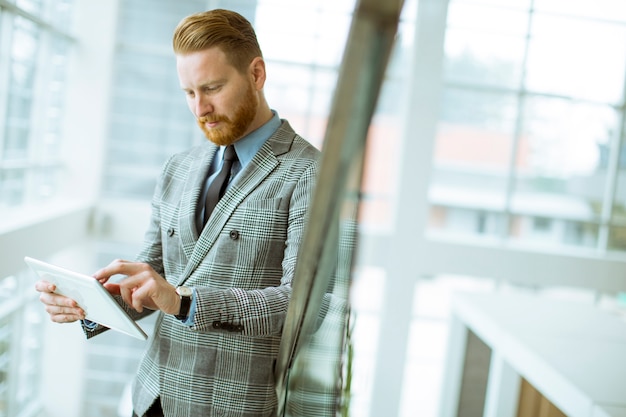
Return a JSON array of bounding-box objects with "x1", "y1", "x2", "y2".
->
[{"x1": 175, "y1": 287, "x2": 192, "y2": 320}]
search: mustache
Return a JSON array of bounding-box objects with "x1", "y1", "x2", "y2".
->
[{"x1": 198, "y1": 115, "x2": 229, "y2": 124}]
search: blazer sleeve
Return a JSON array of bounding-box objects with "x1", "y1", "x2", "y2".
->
[
  {"x1": 134, "y1": 156, "x2": 174, "y2": 275},
  {"x1": 81, "y1": 156, "x2": 175, "y2": 339},
  {"x1": 191, "y1": 158, "x2": 318, "y2": 337}
]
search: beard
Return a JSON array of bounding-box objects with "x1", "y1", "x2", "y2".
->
[{"x1": 197, "y1": 83, "x2": 258, "y2": 146}]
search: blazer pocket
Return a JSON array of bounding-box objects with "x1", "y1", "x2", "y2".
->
[{"x1": 235, "y1": 197, "x2": 287, "y2": 233}]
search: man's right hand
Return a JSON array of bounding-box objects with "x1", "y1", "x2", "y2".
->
[{"x1": 35, "y1": 280, "x2": 86, "y2": 323}]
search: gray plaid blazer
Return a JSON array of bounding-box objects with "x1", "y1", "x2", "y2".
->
[{"x1": 88, "y1": 121, "x2": 320, "y2": 417}]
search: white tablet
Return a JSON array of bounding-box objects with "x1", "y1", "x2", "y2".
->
[{"x1": 25, "y1": 256, "x2": 148, "y2": 340}]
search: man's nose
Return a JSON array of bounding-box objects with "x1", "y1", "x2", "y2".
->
[{"x1": 194, "y1": 96, "x2": 213, "y2": 118}]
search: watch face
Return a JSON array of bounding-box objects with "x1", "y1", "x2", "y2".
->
[{"x1": 177, "y1": 286, "x2": 193, "y2": 297}]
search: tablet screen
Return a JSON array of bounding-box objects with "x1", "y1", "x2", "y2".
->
[{"x1": 25, "y1": 256, "x2": 148, "y2": 340}]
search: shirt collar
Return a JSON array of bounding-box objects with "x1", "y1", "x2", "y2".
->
[{"x1": 227, "y1": 110, "x2": 281, "y2": 168}]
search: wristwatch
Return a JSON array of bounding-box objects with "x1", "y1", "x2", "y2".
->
[{"x1": 175, "y1": 286, "x2": 193, "y2": 320}]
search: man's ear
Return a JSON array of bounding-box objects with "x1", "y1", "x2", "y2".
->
[{"x1": 249, "y1": 56, "x2": 266, "y2": 90}]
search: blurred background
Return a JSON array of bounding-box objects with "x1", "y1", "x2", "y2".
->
[{"x1": 2, "y1": 0, "x2": 626, "y2": 416}]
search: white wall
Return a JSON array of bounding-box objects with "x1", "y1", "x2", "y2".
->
[{"x1": 59, "y1": 0, "x2": 120, "y2": 203}]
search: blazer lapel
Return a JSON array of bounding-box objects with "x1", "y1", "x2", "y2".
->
[
  {"x1": 177, "y1": 121, "x2": 296, "y2": 285},
  {"x1": 178, "y1": 144, "x2": 217, "y2": 259}
]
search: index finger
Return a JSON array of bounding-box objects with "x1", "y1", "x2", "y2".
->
[{"x1": 92, "y1": 258, "x2": 134, "y2": 282}]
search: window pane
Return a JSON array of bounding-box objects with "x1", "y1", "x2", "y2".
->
[
  {"x1": 445, "y1": 2, "x2": 529, "y2": 88},
  {"x1": 535, "y1": 0, "x2": 626, "y2": 23},
  {"x1": 509, "y1": 215, "x2": 599, "y2": 248},
  {"x1": 439, "y1": 88, "x2": 519, "y2": 150},
  {"x1": 260, "y1": 0, "x2": 356, "y2": 14},
  {"x1": 256, "y1": 5, "x2": 350, "y2": 66},
  {"x1": 15, "y1": 0, "x2": 42, "y2": 17},
  {"x1": 444, "y1": 29, "x2": 527, "y2": 88},
  {"x1": 0, "y1": 169, "x2": 26, "y2": 206},
  {"x1": 611, "y1": 136, "x2": 626, "y2": 225},
  {"x1": 38, "y1": 37, "x2": 71, "y2": 160},
  {"x1": 0, "y1": 276, "x2": 18, "y2": 300},
  {"x1": 44, "y1": 0, "x2": 75, "y2": 28},
  {"x1": 4, "y1": 17, "x2": 40, "y2": 161},
  {"x1": 2, "y1": 122, "x2": 29, "y2": 160},
  {"x1": 32, "y1": 166, "x2": 61, "y2": 199},
  {"x1": 447, "y1": 2, "x2": 530, "y2": 35},
  {"x1": 526, "y1": 14, "x2": 626, "y2": 103},
  {"x1": 117, "y1": 0, "x2": 205, "y2": 46},
  {"x1": 512, "y1": 97, "x2": 615, "y2": 222},
  {"x1": 450, "y1": 0, "x2": 531, "y2": 10},
  {"x1": 428, "y1": 207, "x2": 505, "y2": 239},
  {"x1": 264, "y1": 63, "x2": 335, "y2": 146},
  {"x1": 0, "y1": 315, "x2": 14, "y2": 417},
  {"x1": 14, "y1": 302, "x2": 45, "y2": 411},
  {"x1": 608, "y1": 226, "x2": 626, "y2": 251},
  {"x1": 11, "y1": 17, "x2": 39, "y2": 75},
  {"x1": 429, "y1": 88, "x2": 519, "y2": 219}
]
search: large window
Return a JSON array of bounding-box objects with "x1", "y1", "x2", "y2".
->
[
  {"x1": 0, "y1": 0, "x2": 75, "y2": 208},
  {"x1": 0, "y1": 1, "x2": 75, "y2": 417},
  {"x1": 430, "y1": 0, "x2": 626, "y2": 253}
]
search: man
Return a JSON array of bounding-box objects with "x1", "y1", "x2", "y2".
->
[{"x1": 35, "y1": 9, "x2": 320, "y2": 417}]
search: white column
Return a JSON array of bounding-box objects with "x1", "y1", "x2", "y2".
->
[
  {"x1": 368, "y1": 0, "x2": 449, "y2": 416},
  {"x1": 483, "y1": 352, "x2": 521, "y2": 417},
  {"x1": 438, "y1": 315, "x2": 469, "y2": 417},
  {"x1": 59, "y1": 0, "x2": 120, "y2": 203}
]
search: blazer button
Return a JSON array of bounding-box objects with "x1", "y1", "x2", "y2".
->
[
  {"x1": 229, "y1": 230, "x2": 239, "y2": 240},
  {"x1": 167, "y1": 228, "x2": 175, "y2": 237}
]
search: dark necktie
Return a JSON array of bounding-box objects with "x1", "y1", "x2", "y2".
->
[{"x1": 204, "y1": 145, "x2": 238, "y2": 224}]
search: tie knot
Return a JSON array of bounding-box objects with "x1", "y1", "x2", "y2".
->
[{"x1": 223, "y1": 145, "x2": 237, "y2": 162}]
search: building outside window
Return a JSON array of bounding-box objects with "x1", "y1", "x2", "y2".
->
[{"x1": 431, "y1": 0, "x2": 626, "y2": 254}]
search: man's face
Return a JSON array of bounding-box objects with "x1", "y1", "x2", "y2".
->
[{"x1": 176, "y1": 47, "x2": 259, "y2": 146}]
